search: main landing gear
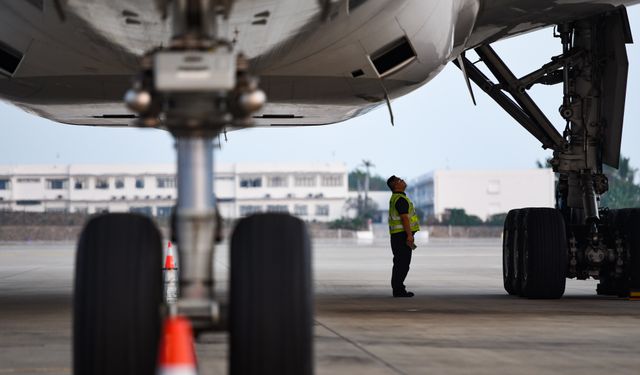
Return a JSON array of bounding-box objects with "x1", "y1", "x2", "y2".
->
[
  {"x1": 73, "y1": 1, "x2": 313, "y2": 374},
  {"x1": 456, "y1": 7, "x2": 640, "y2": 299}
]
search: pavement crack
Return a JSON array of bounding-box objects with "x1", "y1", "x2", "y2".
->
[{"x1": 315, "y1": 319, "x2": 406, "y2": 375}]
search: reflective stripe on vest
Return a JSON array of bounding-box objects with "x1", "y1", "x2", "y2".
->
[{"x1": 388, "y1": 193, "x2": 420, "y2": 234}]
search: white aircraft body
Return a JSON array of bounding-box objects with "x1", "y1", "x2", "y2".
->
[{"x1": 1, "y1": 1, "x2": 639, "y2": 374}]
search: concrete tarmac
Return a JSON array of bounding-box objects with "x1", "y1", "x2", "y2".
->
[{"x1": 1, "y1": 238, "x2": 639, "y2": 374}]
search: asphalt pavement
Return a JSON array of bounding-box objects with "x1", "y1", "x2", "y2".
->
[{"x1": 1, "y1": 238, "x2": 639, "y2": 374}]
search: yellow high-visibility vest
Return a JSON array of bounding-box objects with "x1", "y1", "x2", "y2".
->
[{"x1": 388, "y1": 193, "x2": 420, "y2": 234}]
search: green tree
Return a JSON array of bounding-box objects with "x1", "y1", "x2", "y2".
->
[
  {"x1": 344, "y1": 196, "x2": 379, "y2": 220},
  {"x1": 486, "y1": 212, "x2": 508, "y2": 226},
  {"x1": 441, "y1": 208, "x2": 483, "y2": 226},
  {"x1": 348, "y1": 170, "x2": 388, "y2": 191},
  {"x1": 536, "y1": 158, "x2": 553, "y2": 169},
  {"x1": 328, "y1": 217, "x2": 365, "y2": 230},
  {"x1": 601, "y1": 157, "x2": 640, "y2": 209}
]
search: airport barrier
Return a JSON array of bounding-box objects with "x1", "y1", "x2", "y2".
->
[{"x1": 0, "y1": 212, "x2": 504, "y2": 241}]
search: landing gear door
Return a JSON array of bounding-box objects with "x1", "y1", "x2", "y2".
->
[{"x1": 601, "y1": 8, "x2": 633, "y2": 169}]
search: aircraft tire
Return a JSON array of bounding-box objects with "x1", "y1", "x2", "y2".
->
[
  {"x1": 502, "y1": 209, "x2": 519, "y2": 295},
  {"x1": 74, "y1": 213, "x2": 163, "y2": 375},
  {"x1": 519, "y1": 208, "x2": 567, "y2": 299},
  {"x1": 512, "y1": 210, "x2": 526, "y2": 295},
  {"x1": 615, "y1": 208, "x2": 640, "y2": 296},
  {"x1": 230, "y1": 213, "x2": 313, "y2": 375}
]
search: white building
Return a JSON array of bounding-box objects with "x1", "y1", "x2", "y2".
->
[
  {"x1": 0, "y1": 162, "x2": 348, "y2": 222},
  {"x1": 408, "y1": 169, "x2": 556, "y2": 220}
]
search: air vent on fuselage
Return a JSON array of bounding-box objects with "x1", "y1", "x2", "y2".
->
[
  {"x1": 351, "y1": 69, "x2": 364, "y2": 78},
  {"x1": 370, "y1": 36, "x2": 416, "y2": 77},
  {"x1": 0, "y1": 41, "x2": 23, "y2": 75},
  {"x1": 253, "y1": 114, "x2": 302, "y2": 119},
  {"x1": 252, "y1": 10, "x2": 270, "y2": 25},
  {"x1": 92, "y1": 114, "x2": 137, "y2": 119},
  {"x1": 349, "y1": 0, "x2": 368, "y2": 13},
  {"x1": 25, "y1": 0, "x2": 44, "y2": 11}
]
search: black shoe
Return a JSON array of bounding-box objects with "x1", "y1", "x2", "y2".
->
[{"x1": 393, "y1": 291, "x2": 415, "y2": 298}]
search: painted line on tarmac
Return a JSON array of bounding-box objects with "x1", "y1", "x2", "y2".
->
[
  {"x1": 315, "y1": 319, "x2": 406, "y2": 375},
  {"x1": 0, "y1": 368, "x2": 70, "y2": 374},
  {"x1": 0, "y1": 267, "x2": 42, "y2": 280}
]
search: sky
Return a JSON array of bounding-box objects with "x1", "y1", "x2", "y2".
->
[{"x1": 1, "y1": 7, "x2": 639, "y2": 181}]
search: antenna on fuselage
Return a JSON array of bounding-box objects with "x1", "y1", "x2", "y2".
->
[{"x1": 456, "y1": 53, "x2": 477, "y2": 106}]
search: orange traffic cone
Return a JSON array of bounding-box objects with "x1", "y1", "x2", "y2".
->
[
  {"x1": 164, "y1": 241, "x2": 176, "y2": 269},
  {"x1": 157, "y1": 316, "x2": 198, "y2": 375},
  {"x1": 164, "y1": 241, "x2": 178, "y2": 304}
]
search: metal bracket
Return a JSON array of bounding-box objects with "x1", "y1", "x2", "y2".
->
[
  {"x1": 168, "y1": 299, "x2": 227, "y2": 331},
  {"x1": 155, "y1": 50, "x2": 237, "y2": 92},
  {"x1": 453, "y1": 48, "x2": 565, "y2": 151}
]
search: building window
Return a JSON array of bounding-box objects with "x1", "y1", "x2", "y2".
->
[
  {"x1": 45, "y1": 207, "x2": 68, "y2": 213},
  {"x1": 17, "y1": 178, "x2": 40, "y2": 183},
  {"x1": 95, "y1": 178, "x2": 109, "y2": 189},
  {"x1": 130, "y1": 206, "x2": 153, "y2": 216},
  {"x1": 294, "y1": 205, "x2": 308, "y2": 216},
  {"x1": 487, "y1": 180, "x2": 501, "y2": 195},
  {"x1": 267, "y1": 175, "x2": 288, "y2": 187},
  {"x1": 74, "y1": 207, "x2": 88, "y2": 214},
  {"x1": 115, "y1": 178, "x2": 125, "y2": 189},
  {"x1": 0, "y1": 179, "x2": 10, "y2": 190},
  {"x1": 315, "y1": 204, "x2": 329, "y2": 216},
  {"x1": 157, "y1": 177, "x2": 176, "y2": 189},
  {"x1": 321, "y1": 174, "x2": 343, "y2": 187},
  {"x1": 240, "y1": 176, "x2": 262, "y2": 188},
  {"x1": 239, "y1": 205, "x2": 262, "y2": 216},
  {"x1": 135, "y1": 177, "x2": 145, "y2": 189},
  {"x1": 46, "y1": 179, "x2": 68, "y2": 190},
  {"x1": 294, "y1": 175, "x2": 316, "y2": 187},
  {"x1": 267, "y1": 205, "x2": 289, "y2": 213},
  {"x1": 157, "y1": 206, "x2": 173, "y2": 218},
  {"x1": 74, "y1": 178, "x2": 88, "y2": 190},
  {"x1": 16, "y1": 200, "x2": 41, "y2": 206}
]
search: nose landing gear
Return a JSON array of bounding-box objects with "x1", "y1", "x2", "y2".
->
[{"x1": 74, "y1": 1, "x2": 313, "y2": 374}]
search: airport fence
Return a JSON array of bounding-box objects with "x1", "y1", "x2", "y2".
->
[{"x1": 0, "y1": 212, "x2": 503, "y2": 242}]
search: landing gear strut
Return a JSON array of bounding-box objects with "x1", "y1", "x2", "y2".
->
[
  {"x1": 74, "y1": 1, "x2": 313, "y2": 374},
  {"x1": 456, "y1": 7, "x2": 639, "y2": 298}
]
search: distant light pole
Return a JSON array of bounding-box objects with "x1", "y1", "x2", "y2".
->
[{"x1": 361, "y1": 160, "x2": 374, "y2": 214}]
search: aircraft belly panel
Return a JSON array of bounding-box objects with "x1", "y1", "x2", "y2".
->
[
  {"x1": 3, "y1": 0, "x2": 640, "y2": 127},
  {"x1": 0, "y1": 0, "x2": 459, "y2": 127},
  {"x1": 470, "y1": 0, "x2": 640, "y2": 47}
]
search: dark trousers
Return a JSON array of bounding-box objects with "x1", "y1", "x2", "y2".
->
[{"x1": 390, "y1": 232, "x2": 413, "y2": 293}]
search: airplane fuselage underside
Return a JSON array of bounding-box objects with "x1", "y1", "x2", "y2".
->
[
  {"x1": 0, "y1": 0, "x2": 639, "y2": 127},
  {"x1": 3, "y1": 2, "x2": 640, "y2": 374}
]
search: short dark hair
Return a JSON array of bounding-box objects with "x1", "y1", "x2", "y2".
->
[{"x1": 386, "y1": 175, "x2": 399, "y2": 190}]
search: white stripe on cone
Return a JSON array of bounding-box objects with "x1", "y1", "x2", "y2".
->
[{"x1": 158, "y1": 366, "x2": 198, "y2": 375}]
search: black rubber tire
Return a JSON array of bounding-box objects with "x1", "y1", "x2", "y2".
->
[
  {"x1": 519, "y1": 208, "x2": 567, "y2": 299},
  {"x1": 74, "y1": 213, "x2": 163, "y2": 375},
  {"x1": 502, "y1": 209, "x2": 519, "y2": 295},
  {"x1": 615, "y1": 208, "x2": 640, "y2": 294},
  {"x1": 230, "y1": 213, "x2": 313, "y2": 375},
  {"x1": 512, "y1": 210, "x2": 526, "y2": 296}
]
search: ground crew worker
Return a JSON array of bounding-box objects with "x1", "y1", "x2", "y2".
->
[{"x1": 387, "y1": 175, "x2": 420, "y2": 297}]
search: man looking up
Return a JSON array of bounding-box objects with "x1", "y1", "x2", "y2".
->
[{"x1": 386, "y1": 175, "x2": 420, "y2": 297}]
